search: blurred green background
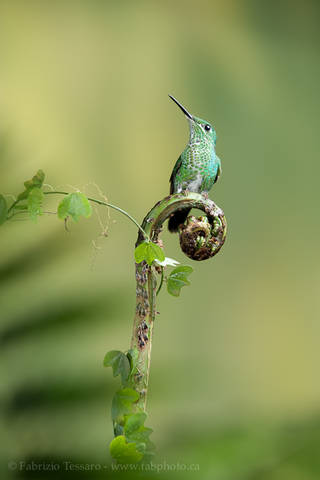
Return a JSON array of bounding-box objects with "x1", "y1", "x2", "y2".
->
[{"x1": 1, "y1": 1, "x2": 320, "y2": 479}]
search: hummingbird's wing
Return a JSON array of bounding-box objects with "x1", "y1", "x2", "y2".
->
[
  {"x1": 169, "y1": 155, "x2": 183, "y2": 194},
  {"x1": 215, "y1": 156, "x2": 222, "y2": 183}
]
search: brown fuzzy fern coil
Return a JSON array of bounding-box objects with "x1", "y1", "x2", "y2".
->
[
  {"x1": 137, "y1": 193, "x2": 227, "y2": 262},
  {"x1": 179, "y1": 209, "x2": 227, "y2": 261}
]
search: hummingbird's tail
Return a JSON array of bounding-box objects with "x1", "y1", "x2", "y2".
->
[{"x1": 168, "y1": 208, "x2": 191, "y2": 233}]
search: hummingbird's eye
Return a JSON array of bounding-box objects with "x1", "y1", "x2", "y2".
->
[{"x1": 204, "y1": 124, "x2": 211, "y2": 131}]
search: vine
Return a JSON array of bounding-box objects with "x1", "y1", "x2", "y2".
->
[{"x1": 1, "y1": 169, "x2": 227, "y2": 464}]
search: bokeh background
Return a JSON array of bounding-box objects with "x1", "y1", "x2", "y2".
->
[{"x1": 1, "y1": 1, "x2": 320, "y2": 479}]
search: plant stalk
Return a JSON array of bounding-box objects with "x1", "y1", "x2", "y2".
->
[{"x1": 130, "y1": 192, "x2": 226, "y2": 412}]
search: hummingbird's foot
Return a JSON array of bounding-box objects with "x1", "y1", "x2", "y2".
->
[
  {"x1": 201, "y1": 192, "x2": 209, "y2": 200},
  {"x1": 182, "y1": 189, "x2": 190, "y2": 196}
]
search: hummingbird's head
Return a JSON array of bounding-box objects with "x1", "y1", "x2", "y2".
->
[
  {"x1": 169, "y1": 95, "x2": 217, "y2": 146},
  {"x1": 190, "y1": 116, "x2": 217, "y2": 146}
]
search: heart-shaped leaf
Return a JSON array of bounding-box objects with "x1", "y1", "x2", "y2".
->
[
  {"x1": 109, "y1": 435, "x2": 143, "y2": 464},
  {"x1": 57, "y1": 192, "x2": 92, "y2": 222},
  {"x1": 111, "y1": 388, "x2": 139, "y2": 421},
  {"x1": 104, "y1": 350, "x2": 130, "y2": 383},
  {"x1": 17, "y1": 170, "x2": 45, "y2": 201},
  {"x1": 167, "y1": 265, "x2": 193, "y2": 297},
  {"x1": 134, "y1": 241, "x2": 165, "y2": 266}
]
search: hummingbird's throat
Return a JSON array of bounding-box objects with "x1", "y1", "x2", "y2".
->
[{"x1": 188, "y1": 122, "x2": 210, "y2": 146}]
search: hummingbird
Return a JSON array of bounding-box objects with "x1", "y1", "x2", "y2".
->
[{"x1": 168, "y1": 95, "x2": 221, "y2": 233}]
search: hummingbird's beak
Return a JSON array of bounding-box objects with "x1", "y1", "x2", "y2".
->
[{"x1": 169, "y1": 95, "x2": 193, "y2": 120}]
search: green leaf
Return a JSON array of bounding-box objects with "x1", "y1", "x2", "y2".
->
[
  {"x1": 124, "y1": 413, "x2": 153, "y2": 444},
  {"x1": 103, "y1": 350, "x2": 130, "y2": 384},
  {"x1": 109, "y1": 435, "x2": 143, "y2": 464},
  {"x1": 24, "y1": 169, "x2": 45, "y2": 189},
  {"x1": 126, "y1": 348, "x2": 139, "y2": 374},
  {"x1": 57, "y1": 192, "x2": 92, "y2": 222},
  {"x1": 124, "y1": 413, "x2": 147, "y2": 436},
  {"x1": 17, "y1": 169, "x2": 45, "y2": 201},
  {"x1": 141, "y1": 439, "x2": 156, "y2": 457},
  {"x1": 27, "y1": 187, "x2": 44, "y2": 221},
  {"x1": 134, "y1": 241, "x2": 165, "y2": 266},
  {"x1": 0, "y1": 195, "x2": 8, "y2": 225},
  {"x1": 111, "y1": 388, "x2": 139, "y2": 421},
  {"x1": 167, "y1": 265, "x2": 194, "y2": 297}
]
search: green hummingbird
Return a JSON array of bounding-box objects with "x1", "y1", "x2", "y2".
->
[{"x1": 168, "y1": 95, "x2": 221, "y2": 232}]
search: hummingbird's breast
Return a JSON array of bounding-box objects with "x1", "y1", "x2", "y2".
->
[
  {"x1": 185, "y1": 144, "x2": 218, "y2": 192},
  {"x1": 172, "y1": 142, "x2": 219, "y2": 194}
]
